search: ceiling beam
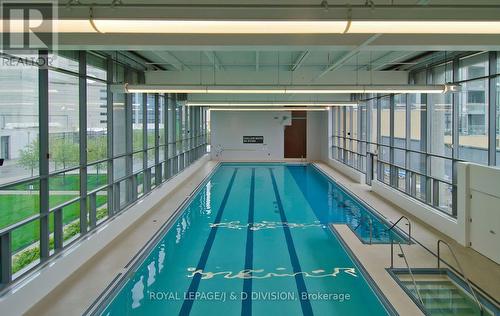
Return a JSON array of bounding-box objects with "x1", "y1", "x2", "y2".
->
[
  {"x1": 145, "y1": 51, "x2": 191, "y2": 71},
  {"x1": 290, "y1": 51, "x2": 310, "y2": 71},
  {"x1": 121, "y1": 51, "x2": 158, "y2": 71},
  {"x1": 354, "y1": 51, "x2": 417, "y2": 71},
  {"x1": 204, "y1": 51, "x2": 225, "y2": 71},
  {"x1": 371, "y1": 51, "x2": 417, "y2": 71},
  {"x1": 316, "y1": 34, "x2": 381, "y2": 80}
]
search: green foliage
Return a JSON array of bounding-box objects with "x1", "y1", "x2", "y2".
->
[
  {"x1": 87, "y1": 135, "x2": 107, "y2": 163},
  {"x1": 11, "y1": 197, "x2": 108, "y2": 274},
  {"x1": 51, "y1": 136, "x2": 79, "y2": 170},
  {"x1": 12, "y1": 246, "x2": 40, "y2": 274},
  {"x1": 62, "y1": 221, "x2": 80, "y2": 241},
  {"x1": 96, "y1": 206, "x2": 108, "y2": 220},
  {"x1": 17, "y1": 138, "x2": 39, "y2": 177}
]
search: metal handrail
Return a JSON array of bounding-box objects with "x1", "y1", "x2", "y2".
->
[
  {"x1": 352, "y1": 216, "x2": 373, "y2": 244},
  {"x1": 397, "y1": 241, "x2": 425, "y2": 306},
  {"x1": 437, "y1": 239, "x2": 484, "y2": 314},
  {"x1": 386, "y1": 215, "x2": 412, "y2": 245}
]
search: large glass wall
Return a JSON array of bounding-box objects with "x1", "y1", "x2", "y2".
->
[
  {"x1": 0, "y1": 51, "x2": 208, "y2": 286},
  {"x1": 329, "y1": 51, "x2": 500, "y2": 217}
]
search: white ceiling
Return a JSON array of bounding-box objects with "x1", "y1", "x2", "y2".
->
[{"x1": 136, "y1": 50, "x2": 423, "y2": 72}]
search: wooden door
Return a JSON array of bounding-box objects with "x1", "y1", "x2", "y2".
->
[{"x1": 284, "y1": 111, "x2": 307, "y2": 158}]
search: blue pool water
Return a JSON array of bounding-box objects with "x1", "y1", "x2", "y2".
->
[{"x1": 98, "y1": 163, "x2": 402, "y2": 315}]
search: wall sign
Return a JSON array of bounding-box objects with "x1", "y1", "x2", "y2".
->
[{"x1": 243, "y1": 136, "x2": 264, "y2": 144}]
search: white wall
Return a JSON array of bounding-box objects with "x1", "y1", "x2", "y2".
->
[
  {"x1": 210, "y1": 111, "x2": 290, "y2": 160},
  {"x1": 458, "y1": 162, "x2": 500, "y2": 263},
  {"x1": 211, "y1": 110, "x2": 331, "y2": 161},
  {"x1": 306, "y1": 111, "x2": 322, "y2": 161}
]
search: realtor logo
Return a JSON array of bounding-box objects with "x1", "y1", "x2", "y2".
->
[{"x1": 1, "y1": 0, "x2": 57, "y2": 50}]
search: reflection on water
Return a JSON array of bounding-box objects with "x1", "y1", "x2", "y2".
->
[
  {"x1": 210, "y1": 221, "x2": 327, "y2": 231},
  {"x1": 104, "y1": 166, "x2": 396, "y2": 315},
  {"x1": 186, "y1": 267, "x2": 358, "y2": 280}
]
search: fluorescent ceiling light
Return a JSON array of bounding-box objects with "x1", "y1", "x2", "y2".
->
[
  {"x1": 0, "y1": 20, "x2": 96, "y2": 33},
  {"x1": 348, "y1": 21, "x2": 500, "y2": 34},
  {"x1": 208, "y1": 107, "x2": 328, "y2": 111},
  {"x1": 92, "y1": 20, "x2": 348, "y2": 34},
  {"x1": 2, "y1": 19, "x2": 500, "y2": 34},
  {"x1": 118, "y1": 84, "x2": 458, "y2": 95},
  {"x1": 185, "y1": 101, "x2": 358, "y2": 107},
  {"x1": 207, "y1": 89, "x2": 286, "y2": 94}
]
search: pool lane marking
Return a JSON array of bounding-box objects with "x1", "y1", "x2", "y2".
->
[
  {"x1": 179, "y1": 168, "x2": 239, "y2": 315},
  {"x1": 241, "y1": 168, "x2": 255, "y2": 316},
  {"x1": 268, "y1": 168, "x2": 314, "y2": 316}
]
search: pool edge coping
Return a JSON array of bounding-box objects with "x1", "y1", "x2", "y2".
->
[
  {"x1": 83, "y1": 161, "x2": 222, "y2": 316},
  {"x1": 328, "y1": 224, "x2": 399, "y2": 316}
]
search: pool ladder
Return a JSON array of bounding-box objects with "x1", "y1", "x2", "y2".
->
[
  {"x1": 388, "y1": 216, "x2": 412, "y2": 269},
  {"x1": 387, "y1": 217, "x2": 484, "y2": 315},
  {"x1": 386, "y1": 216, "x2": 424, "y2": 306},
  {"x1": 437, "y1": 239, "x2": 484, "y2": 315},
  {"x1": 352, "y1": 216, "x2": 373, "y2": 244}
]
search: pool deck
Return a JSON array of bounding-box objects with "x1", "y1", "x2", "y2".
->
[
  {"x1": 314, "y1": 162, "x2": 500, "y2": 307},
  {"x1": 21, "y1": 160, "x2": 500, "y2": 316}
]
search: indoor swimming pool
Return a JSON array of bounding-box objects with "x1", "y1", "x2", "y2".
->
[{"x1": 95, "y1": 163, "x2": 407, "y2": 315}]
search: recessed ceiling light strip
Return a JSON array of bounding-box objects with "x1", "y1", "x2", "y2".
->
[{"x1": 114, "y1": 84, "x2": 460, "y2": 94}]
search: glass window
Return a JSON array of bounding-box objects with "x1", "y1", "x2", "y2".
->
[
  {"x1": 394, "y1": 94, "x2": 406, "y2": 148},
  {"x1": 457, "y1": 54, "x2": 489, "y2": 164},
  {"x1": 175, "y1": 104, "x2": 182, "y2": 154},
  {"x1": 497, "y1": 53, "x2": 500, "y2": 73},
  {"x1": 113, "y1": 93, "x2": 126, "y2": 156},
  {"x1": 458, "y1": 78, "x2": 488, "y2": 164},
  {"x1": 409, "y1": 93, "x2": 425, "y2": 150},
  {"x1": 159, "y1": 96, "x2": 166, "y2": 164},
  {"x1": 380, "y1": 96, "x2": 390, "y2": 146},
  {"x1": 159, "y1": 95, "x2": 166, "y2": 146},
  {"x1": 49, "y1": 71, "x2": 79, "y2": 172},
  {"x1": 132, "y1": 93, "x2": 143, "y2": 151},
  {"x1": 132, "y1": 94, "x2": 144, "y2": 173},
  {"x1": 147, "y1": 94, "x2": 156, "y2": 148},
  {"x1": 87, "y1": 80, "x2": 107, "y2": 163},
  {"x1": 430, "y1": 156, "x2": 452, "y2": 183},
  {"x1": 0, "y1": 179, "x2": 39, "y2": 230},
  {"x1": 409, "y1": 94, "x2": 426, "y2": 173},
  {"x1": 50, "y1": 51, "x2": 79, "y2": 73},
  {"x1": 49, "y1": 171, "x2": 80, "y2": 208},
  {"x1": 0, "y1": 54, "x2": 208, "y2": 283},
  {"x1": 436, "y1": 181, "x2": 453, "y2": 214},
  {"x1": 87, "y1": 53, "x2": 107, "y2": 80},
  {"x1": 114, "y1": 63, "x2": 125, "y2": 83},
  {"x1": 346, "y1": 107, "x2": 352, "y2": 154},
  {"x1": 459, "y1": 53, "x2": 488, "y2": 81},
  {"x1": 429, "y1": 64, "x2": 453, "y2": 158},
  {"x1": 370, "y1": 98, "x2": 378, "y2": 152},
  {"x1": 0, "y1": 55, "x2": 39, "y2": 185}
]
